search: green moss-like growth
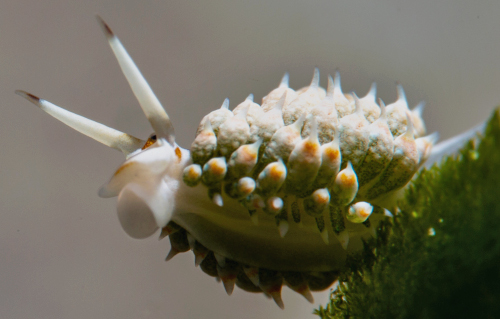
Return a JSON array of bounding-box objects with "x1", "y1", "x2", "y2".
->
[{"x1": 315, "y1": 109, "x2": 500, "y2": 319}]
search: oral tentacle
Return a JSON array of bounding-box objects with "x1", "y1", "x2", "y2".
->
[
  {"x1": 98, "y1": 143, "x2": 174, "y2": 198},
  {"x1": 15, "y1": 90, "x2": 144, "y2": 156},
  {"x1": 117, "y1": 180, "x2": 175, "y2": 239},
  {"x1": 96, "y1": 16, "x2": 175, "y2": 145}
]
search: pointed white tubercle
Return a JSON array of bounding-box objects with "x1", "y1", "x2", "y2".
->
[
  {"x1": 319, "y1": 222, "x2": 329, "y2": 244},
  {"x1": 212, "y1": 193, "x2": 224, "y2": 207},
  {"x1": 279, "y1": 72, "x2": 289, "y2": 88},
  {"x1": 309, "y1": 67, "x2": 320, "y2": 89},
  {"x1": 246, "y1": 94, "x2": 254, "y2": 102},
  {"x1": 278, "y1": 220, "x2": 289, "y2": 238},
  {"x1": 412, "y1": 101, "x2": 425, "y2": 116},
  {"x1": 308, "y1": 116, "x2": 318, "y2": 142},
  {"x1": 404, "y1": 111, "x2": 415, "y2": 138},
  {"x1": 221, "y1": 98, "x2": 230, "y2": 109},
  {"x1": 364, "y1": 82, "x2": 377, "y2": 100},
  {"x1": 243, "y1": 266, "x2": 260, "y2": 287},
  {"x1": 347, "y1": 202, "x2": 373, "y2": 223},
  {"x1": 383, "y1": 208, "x2": 394, "y2": 217},
  {"x1": 377, "y1": 98, "x2": 387, "y2": 119},
  {"x1": 16, "y1": 90, "x2": 145, "y2": 156},
  {"x1": 96, "y1": 16, "x2": 175, "y2": 145},
  {"x1": 396, "y1": 83, "x2": 408, "y2": 108},
  {"x1": 165, "y1": 248, "x2": 179, "y2": 262},
  {"x1": 292, "y1": 112, "x2": 307, "y2": 131},
  {"x1": 334, "y1": 71, "x2": 342, "y2": 92},
  {"x1": 336, "y1": 230, "x2": 349, "y2": 250},
  {"x1": 186, "y1": 233, "x2": 196, "y2": 250},
  {"x1": 268, "y1": 291, "x2": 284, "y2": 309},
  {"x1": 274, "y1": 92, "x2": 287, "y2": 111},
  {"x1": 416, "y1": 132, "x2": 439, "y2": 164},
  {"x1": 326, "y1": 75, "x2": 334, "y2": 99},
  {"x1": 352, "y1": 92, "x2": 363, "y2": 115},
  {"x1": 301, "y1": 289, "x2": 315, "y2": 304},
  {"x1": 203, "y1": 117, "x2": 213, "y2": 131}
]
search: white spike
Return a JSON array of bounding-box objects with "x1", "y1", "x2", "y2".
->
[
  {"x1": 221, "y1": 98, "x2": 229, "y2": 109},
  {"x1": 426, "y1": 131, "x2": 440, "y2": 145},
  {"x1": 377, "y1": 98, "x2": 387, "y2": 119},
  {"x1": 412, "y1": 101, "x2": 425, "y2": 116},
  {"x1": 334, "y1": 71, "x2": 342, "y2": 92},
  {"x1": 15, "y1": 90, "x2": 144, "y2": 156},
  {"x1": 308, "y1": 116, "x2": 319, "y2": 143},
  {"x1": 212, "y1": 193, "x2": 224, "y2": 207},
  {"x1": 165, "y1": 249, "x2": 179, "y2": 262},
  {"x1": 364, "y1": 82, "x2": 377, "y2": 100},
  {"x1": 320, "y1": 228, "x2": 329, "y2": 244},
  {"x1": 291, "y1": 112, "x2": 307, "y2": 132},
  {"x1": 96, "y1": 16, "x2": 175, "y2": 145},
  {"x1": 202, "y1": 117, "x2": 212, "y2": 131},
  {"x1": 383, "y1": 208, "x2": 394, "y2": 217},
  {"x1": 309, "y1": 68, "x2": 320, "y2": 89},
  {"x1": 404, "y1": 111, "x2": 415, "y2": 138},
  {"x1": 352, "y1": 92, "x2": 363, "y2": 115},
  {"x1": 279, "y1": 72, "x2": 289, "y2": 88},
  {"x1": 271, "y1": 292, "x2": 285, "y2": 309},
  {"x1": 326, "y1": 75, "x2": 334, "y2": 99},
  {"x1": 301, "y1": 289, "x2": 314, "y2": 304},
  {"x1": 273, "y1": 92, "x2": 287, "y2": 112},
  {"x1": 186, "y1": 233, "x2": 196, "y2": 250},
  {"x1": 194, "y1": 254, "x2": 205, "y2": 267},
  {"x1": 396, "y1": 84, "x2": 408, "y2": 107},
  {"x1": 278, "y1": 220, "x2": 289, "y2": 238},
  {"x1": 246, "y1": 94, "x2": 254, "y2": 102},
  {"x1": 336, "y1": 230, "x2": 349, "y2": 250}
]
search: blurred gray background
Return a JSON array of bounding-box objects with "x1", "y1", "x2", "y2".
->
[{"x1": 2, "y1": 1, "x2": 500, "y2": 318}]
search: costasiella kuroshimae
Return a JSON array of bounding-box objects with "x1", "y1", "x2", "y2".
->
[{"x1": 15, "y1": 16, "x2": 487, "y2": 308}]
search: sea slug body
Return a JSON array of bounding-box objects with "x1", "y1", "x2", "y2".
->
[{"x1": 20, "y1": 16, "x2": 481, "y2": 309}]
